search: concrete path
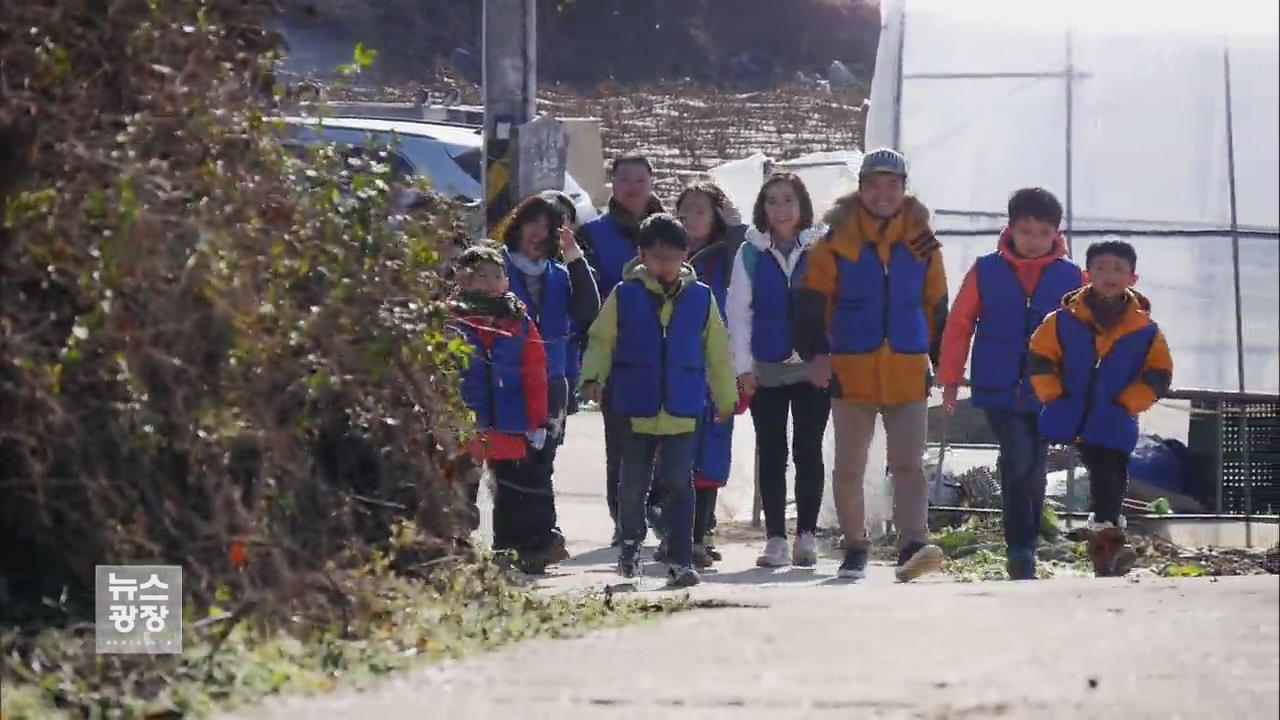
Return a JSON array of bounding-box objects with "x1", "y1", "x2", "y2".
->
[{"x1": 222, "y1": 413, "x2": 1280, "y2": 720}]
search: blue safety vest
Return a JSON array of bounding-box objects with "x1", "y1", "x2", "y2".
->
[
  {"x1": 971, "y1": 253, "x2": 1082, "y2": 411},
  {"x1": 691, "y1": 241, "x2": 734, "y2": 483},
  {"x1": 745, "y1": 245, "x2": 808, "y2": 363},
  {"x1": 583, "y1": 213, "x2": 637, "y2": 299},
  {"x1": 1038, "y1": 313, "x2": 1158, "y2": 453},
  {"x1": 505, "y1": 252, "x2": 572, "y2": 379},
  {"x1": 459, "y1": 318, "x2": 531, "y2": 433},
  {"x1": 610, "y1": 279, "x2": 712, "y2": 418},
  {"x1": 690, "y1": 242, "x2": 731, "y2": 323},
  {"x1": 829, "y1": 243, "x2": 929, "y2": 355}
]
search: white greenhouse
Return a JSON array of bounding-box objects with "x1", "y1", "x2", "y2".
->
[{"x1": 866, "y1": 0, "x2": 1280, "y2": 395}]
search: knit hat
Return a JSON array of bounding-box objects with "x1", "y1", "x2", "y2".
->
[{"x1": 859, "y1": 148, "x2": 909, "y2": 179}]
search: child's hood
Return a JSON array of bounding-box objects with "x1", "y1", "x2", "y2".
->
[
  {"x1": 622, "y1": 255, "x2": 699, "y2": 294},
  {"x1": 1060, "y1": 285, "x2": 1154, "y2": 335},
  {"x1": 996, "y1": 227, "x2": 1069, "y2": 268}
]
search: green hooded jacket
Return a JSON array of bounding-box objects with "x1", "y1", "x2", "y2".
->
[{"x1": 580, "y1": 258, "x2": 737, "y2": 435}]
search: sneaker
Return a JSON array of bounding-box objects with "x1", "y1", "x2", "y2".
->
[
  {"x1": 837, "y1": 546, "x2": 869, "y2": 579},
  {"x1": 545, "y1": 532, "x2": 571, "y2": 565},
  {"x1": 618, "y1": 541, "x2": 641, "y2": 579},
  {"x1": 692, "y1": 543, "x2": 715, "y2": 569},
  {"x1": 1089, "y1": 526, "x2": 1137, "y2": 577},
  {"x1": 704, "y1": 542, "x2": 723, "y2": 562},
  {"x1": 515, "y1": 548, "x2": 548, "y2": 576},
  {"x1": 895, "y1": 541, "x2": 944, "y2": 582},
  {"x1": 653, "y1": 537, "x2": 669, "y2": 563},
  {"x1": 756, "y1": 536, "x2": 790, "y2": 568},
  {"x1": 667, "y1": 564, "x2": 701, "y2": 589},
  {"x1": 1006, "y1": 546, "x2": 1037, "y2": 581},
  {"x1": 792, "y1": 532, "x2": 819, "y2": 567}
]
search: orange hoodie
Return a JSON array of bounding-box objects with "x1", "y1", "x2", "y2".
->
[
  {"x1": 937, "y1": 229, "x2": 1082, "y2": 387},
  {"x1": 801, "y1": 193, "x2": 948, "y2": 406}
]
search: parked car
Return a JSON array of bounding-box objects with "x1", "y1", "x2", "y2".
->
[{"x1": 282, "y1": 115, "x2": 599, "y2": 233}]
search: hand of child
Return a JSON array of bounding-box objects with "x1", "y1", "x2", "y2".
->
[
  {"x1": 734, "y1": 387, "x2": 752, "y2": 415},
  {"x1": 737, "y1": 372, "x2": 757, "y2": 396},
  {"x1": 581, "y1": 381, "x2": 603, "y2": 404},
  {"x1": 941, "y1": 384, "x2": 959, "y2": 415},
  {"x1": 526, "y1": 428, "x2": 547, "y2": 450},
  {"x1": 808, "y1": 354, "x2": 832, "y2": 389}
]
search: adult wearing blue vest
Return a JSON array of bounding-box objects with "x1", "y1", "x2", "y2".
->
[
  {"x1": 726, "y1": 173, "x2": 831, "y2": 569},
  {"x1": 795, "y1": 149, "x2": 950, "y2": 584},
  {"x1": 577, "y1": 154, "x2": 666, "y2": 542},
  {"x1": 938, "y1": 188, "x2": 1083, "y2": 580},
  {"x1": 502, "y1": 194, "x2": 601, "y2": 562},
  {"x1": 678, "y1": 182, "x2": 748, "y2": 568}
]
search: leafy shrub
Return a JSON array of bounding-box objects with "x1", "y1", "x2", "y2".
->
[{"x1": 1, "y1": 0, "x2": 472, "y2": 627}]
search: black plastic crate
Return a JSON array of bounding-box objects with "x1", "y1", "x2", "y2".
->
[{"x1": 1187, "y1": 397, "x2": 1280, "y2": 514}]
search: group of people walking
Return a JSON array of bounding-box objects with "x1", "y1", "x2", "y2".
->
[{"x1": 449, "y1": 146, "x2": 1173, "y2": 589}]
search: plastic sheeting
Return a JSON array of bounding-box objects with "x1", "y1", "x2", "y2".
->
[{"x1": 867, "y1": 0, "x2": 1280, "y2": 394}]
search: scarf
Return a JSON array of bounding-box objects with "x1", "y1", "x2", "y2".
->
[
  {"x1": 450, "y1": 291, "x2": 522, "y2": 320},
  {"x1": 508, "y1": 251, "x2": 549, "y2": 277}
]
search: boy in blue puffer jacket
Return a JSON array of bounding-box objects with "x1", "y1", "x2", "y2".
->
[
  {"x1": 938, "y1": 188, "x2": 1083, "y2": 580},
  {"x1": 580, "y1": 214, "x2": 738, "y2": 588},
  {"x1": 1029, "y1": 240, "x2": 1173, "y2": 578}
]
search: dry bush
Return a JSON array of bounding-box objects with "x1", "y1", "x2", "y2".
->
[{"x1": 0, "y1": 0, "x2": 473, "y2": 628}]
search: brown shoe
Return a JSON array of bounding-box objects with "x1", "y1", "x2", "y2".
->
[
  {"x1": 1088, "y1": 527, "x2": 1134, "y2": 577},
  {"x1": 692, "y1": 544, "x2": 715, "y2": 569}
]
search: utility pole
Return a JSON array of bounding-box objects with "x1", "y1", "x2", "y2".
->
[{"x1": 482, "y1": 0, "x2": 566, "y2": 235}]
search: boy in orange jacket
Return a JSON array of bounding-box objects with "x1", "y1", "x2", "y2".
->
[
  {"x1": 937, "y1": 188, "x2": 1083, "y2": 579},
  {"x1": 1029, "y1": 240, "x2": 1173, "y2": 577}
]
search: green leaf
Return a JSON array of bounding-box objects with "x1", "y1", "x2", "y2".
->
[{"x1": 353, "y1": 43, "x2": 379, "y2": 68}]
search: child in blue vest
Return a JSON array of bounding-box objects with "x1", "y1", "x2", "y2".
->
[
  {"x1": 1029, "y1": 240, "x2": 1173, "y2": 577},
  {"x1": 726, "y1": 172, "x2": 830, "y2": 568},
  {"x1": 500, "y1": 194, "x2": 601, "y2": 567},
  {"x1": 448, "y1": 246, "x2": 556, "y2": 574},
  {"x1": 580, "y1": 214, "x2": 738, "y2": 587},
  {"x1": 577, "y1": 154, "x2": 666, "y2": 542},
  {"x1": 938, "y1": 188, "x2": 1083, "y2": 580},
  {"x1": 678, "y1": 182, "x2": 750, "y2": 568}
]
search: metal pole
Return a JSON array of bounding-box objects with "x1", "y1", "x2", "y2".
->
[
  {"x1": 891, "y1": 0, "x2": 907, "y2": 149},
  {"x1": 1215, "y1": 399, "x2": 1225, "y2": 514},
  {"x1": 1064, "y1": 30, "x2": 1075, "y2": 257},
  {"x1": 482, "y1": 0, "x2": 537, "y2": 233},
  {"x1": 1222, "y1": 43, "x2": 1252, "y2": 547},
  {"x1": 751, "y1": 446, "x2": 762, "y2": 528},
  {"x1": 1062, "y1": 31, "x2": 1078, "y2": 527}
]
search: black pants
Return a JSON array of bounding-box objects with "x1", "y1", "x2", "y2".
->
[
  {"x1": 491, "y1": 456, "x2": 558, "y2": 553},
  {"x1": 750, "y1": 382, "x2": 831, "y2": 538},
  {"x1": 1079, "y1": 443, "x2": 1129, "y2": 525},
  {"x1": 693, "y1": 487, "x2": 718, "y2": 544}
]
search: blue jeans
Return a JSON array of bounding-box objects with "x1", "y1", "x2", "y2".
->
[
  {"x1": 619, "y1": 432, "x2": 696, "y2": 567},
  {"x1": 984, "y1": 409, "x2": 1048, "y2": 552}
]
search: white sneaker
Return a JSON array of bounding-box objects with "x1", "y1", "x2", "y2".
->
[
  {"x1": 792, "y1": 532, "x2": 819, "y2": 567},
  {"x1": 756, "y1": 536, "x2": 790, "y2": 567}
]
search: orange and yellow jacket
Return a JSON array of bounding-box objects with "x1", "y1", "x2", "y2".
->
[
  {"x1": 1029, "y1": 286, "x2": 1173, "y2": 451},
  {"x1": 796, "y1": 193, "x2": 948, "y2": 406}
]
